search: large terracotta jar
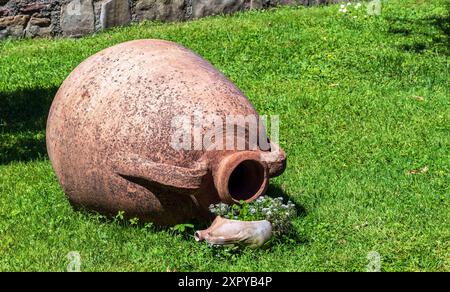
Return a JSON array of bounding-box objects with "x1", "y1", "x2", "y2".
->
[{"x1": 47, "y1": 39, "x2": 286, "y2": 226}]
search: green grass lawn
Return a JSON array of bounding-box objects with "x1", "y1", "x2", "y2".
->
[{"x1": 0, "y1": 0, "x2": 449, "y2": 271}]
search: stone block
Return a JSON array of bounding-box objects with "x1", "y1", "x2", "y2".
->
[
  {"x1": 192, "y1": 0, "x2": 246, "y2": 19},
  {"x1": 0, "y1": 15, "x2": 30, "y2": 28},
  {"x1": 100, "y1": 0, "x2": 131, "y2": 29},
  {"x1": 19, "y1": 3, "x2": 51, "y2": 14},
  {"x1": 135, "y1": 0, "x2": 186, "y2": 22},
  {"x1": 61, "y1": 0, "x2": 94, "y2": 37},
  {"x1": 25, "y1": 17, "x2": 53, "y2": 37}
]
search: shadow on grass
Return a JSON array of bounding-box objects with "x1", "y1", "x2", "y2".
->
[
  {"x1": 0, "y1": 86, "x2": 57, "y2": 164},
  {"x1": 386, "y1": 4, "x2": 450, "y2": 56},
  {"x1": 433, "y1": 6, "x2": 450, "y2": 55}
]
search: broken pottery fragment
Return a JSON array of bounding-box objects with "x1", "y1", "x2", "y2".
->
[{"x1": 195, "y1": 216, "x2": 272, "y2": 248}]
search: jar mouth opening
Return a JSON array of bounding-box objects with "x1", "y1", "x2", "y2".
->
[
  {"x1": 214, "y1": 152, "x2": 268, "y2": 205},
  {"x1": 227, "y1": 159, "x2": 266, "y2": 202}
]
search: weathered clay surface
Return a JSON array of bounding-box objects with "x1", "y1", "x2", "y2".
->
[
  {"x1": 195, "y1": 216, "x2": 273, "y2": 248},
  {"x1": 47, "y1": 39, "x2": 286, "y2": 226}
]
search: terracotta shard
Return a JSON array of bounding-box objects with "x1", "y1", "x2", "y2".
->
[
  {"x1": 46, "y1": 39, "x2": 286, "y2": 226},
  {"x1": 195, "y1": 216, "x2": 273, "y2": 248}
]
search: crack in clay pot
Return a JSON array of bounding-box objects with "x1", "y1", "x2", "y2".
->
[{"x1": 46, "y1": 39, "x2": 286, "y2": 226}]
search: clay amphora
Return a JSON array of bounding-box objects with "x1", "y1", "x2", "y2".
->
[{"x1": 46, "y1": 39, "x2": 286, "y2": 226}]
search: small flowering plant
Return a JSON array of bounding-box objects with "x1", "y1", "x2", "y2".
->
[
  {"x1": 338, "y1": 1, "x2": 364, "y2": 18},
  {"x1": 209, "y1": 196, "x2": 296, "y2": 236}
]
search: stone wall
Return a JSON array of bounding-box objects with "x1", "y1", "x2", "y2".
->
[{"x1": 0, "y1": 0, "x2": 336, "y2": 39}]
